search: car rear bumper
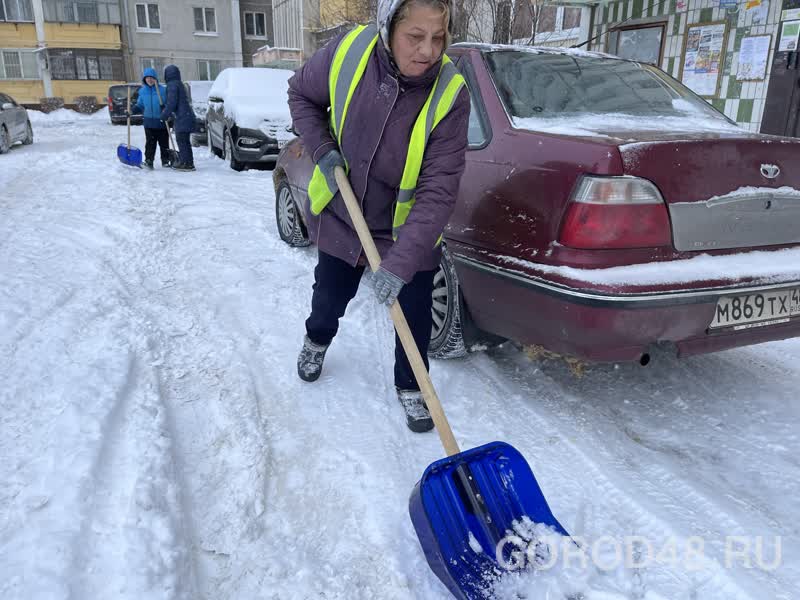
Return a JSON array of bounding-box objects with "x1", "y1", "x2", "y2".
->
[
  {"x1": 453, "y1": 254, "x2": 800, "y2": 362},
  {"x1": 110, "y1": 115, "x2": 143, "y2": 124}
]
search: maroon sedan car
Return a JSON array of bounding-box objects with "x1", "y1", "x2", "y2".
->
[{"x1": 273, "y1": 44, "x2": 800, "y2": 364}]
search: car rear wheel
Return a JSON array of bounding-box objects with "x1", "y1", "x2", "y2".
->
[
  {"x1": 225, "y1": 130, "x2": 245, "y2": 172},
  {"x1": 208, "y1": 129, "x2": 222, "y2": 158},
  {"x1": 22, "y1": 121, "x2": 33, "y2": 145},
  {"x1": 428, "y1": 247, "x2": 467, "y2": 359},
  {"x1": 0, "y1": 126, "x2": 10, "y2": 154},
  {"x1": 276, "y1": 180, "x2": 310, "y2": 247}
]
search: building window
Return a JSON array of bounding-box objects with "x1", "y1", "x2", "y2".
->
[
  {"x1": 531, "y1": 6, "x2": 582, "y2": 42},
  {"x1": 608, "y1": 24, "x2": 665, "y2": 66},
  {"x1": 136, "y1": 2, "x2": 160, "y2": 30},
  {"x1": 42, "y1": 1, "x2": 121, "y2": 24},
  {"x1": 196, "y1": 59, "x2": 221, "y2": 81},
  {"x1": 140, "y1": 56, "x2": 165, "y2": 74},
  {"x1": 99, "y1": 55, "x2": 115, "y2": 79},
  {"x1": 244, "y1": 11, "x2": 266, "y2": 38},
  {"x1": 0, "y1": 49, "x2": 39, "y2": 79},
  {"x1": 48, "y1": 48, "x2": 125, "y2": 80},
  {"x1": 1, "y1": 0, "x2": 34, "y2": 22},
  {"x1": 194, "y1": 7, "x2": 217, "y2": 34}
]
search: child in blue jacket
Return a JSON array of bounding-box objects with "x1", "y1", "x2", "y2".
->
[{"x1": 131, "y1": 67, "x2": 171, "y2": 169}]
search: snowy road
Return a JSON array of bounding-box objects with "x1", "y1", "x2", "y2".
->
[{"x1": 1, "y1": 112, "x2": 798, "y2": 600}]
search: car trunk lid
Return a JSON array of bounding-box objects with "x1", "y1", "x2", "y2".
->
[{"x1": 618, "y1": 131, "x2": 800, "y2": 252}]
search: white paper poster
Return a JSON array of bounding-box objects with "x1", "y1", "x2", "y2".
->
[
  {"x1": 748, "y1": 0, "x2": 770, "y2": 25},
  {"x1": 782, "y1": 8, "x2": 800, "y2": 21},
  {"x1": 779, "y1": 20, "x2": 800, "y2": 52},
  {"x1": 737, "y1": 35, "x2": 771, "y2": 80},
  {"x1": 681, "y1": 23, "x2": 727, "y2": 96}
]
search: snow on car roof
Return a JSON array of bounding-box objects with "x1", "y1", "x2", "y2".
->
[
  {"x1": 452, "y1": 42, "x2": 616, "y2": 60},
  {"x1": 209, "y1": 67, "x2": 294, "y2": 130},
  {"x1": 512, "y1": 112, "x2": 742, "y2": 139},
  {"x1": 209, "y1": 67, "x2": 293, "y2": 101}
]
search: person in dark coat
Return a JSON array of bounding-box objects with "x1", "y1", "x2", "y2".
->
[
  {"x1": 160, "y1": 64, "x2": 196, "y2": 171},
  {"x1": 289, "y1": 0, "x2": 469, "y2": 432},
  {"x1": 131, "y1": 67, "x2": 170, "y2": 169}
]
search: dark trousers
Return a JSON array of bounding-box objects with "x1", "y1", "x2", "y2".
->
[
  {"x1": 305, "y1": 250, "x2": 436, "y2": 391},
  {"x1": 144, "y1": 127, "x2": 170, "y2": 163},
  {"x1": 176, "y1": 132, "x2": 194, "y2": 166}
]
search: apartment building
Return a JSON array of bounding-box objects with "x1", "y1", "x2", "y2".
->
[
  {"x1": 1, "y1": 0, "x2": 126, "y2": 105},
  {"x1": 239, "y1": 0, "x2": 273, "y2": 66},
  {"x1": 121, "y1": 0, "x2": 242, "y2": 83}
]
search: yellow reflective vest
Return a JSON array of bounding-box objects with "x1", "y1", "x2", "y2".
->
[{"x1": 307, "y1": 24, "x2": 466, "y2": 242}]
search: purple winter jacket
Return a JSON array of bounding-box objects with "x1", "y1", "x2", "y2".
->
[{"x1": 287, "y1": 32, "x2": 470, "y2": 283}]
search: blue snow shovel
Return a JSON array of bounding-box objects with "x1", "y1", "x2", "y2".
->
[
  {"x1": 334, "y1": 167, "x2": 571, "y2": 599},
  {"x1": 117, "y1": 84, "x2": 142, "y2": 168}
]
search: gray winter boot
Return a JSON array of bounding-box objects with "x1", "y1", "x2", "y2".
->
[
  {"x1": 397, "y1": 388, "x2": 434, "y2": 433},
  {"x1": 297, "y1": 335, "x2": 330, "y2": 382}
]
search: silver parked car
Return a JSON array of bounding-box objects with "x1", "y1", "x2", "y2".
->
[{"x1": 0, "y1": 93, "x2": 33, "y2": 153}]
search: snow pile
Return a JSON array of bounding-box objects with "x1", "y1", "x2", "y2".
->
[
  {"x1": 486, "y1": 518, "x2": 669, "y2": 600},
  {"x1": 513, "y1": 111, "x2": 740, "y2": 138},
  {"x1": 28, "y1": 106, "x2": 109, "y2": 124},
  {"x1": 494, "y1": 246, "x2": 800, "y2": 288}
]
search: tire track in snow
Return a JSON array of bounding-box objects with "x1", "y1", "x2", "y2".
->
[
  {"x1": 205, "y1": 233, "x2": 454, "y2": 598},
  {"x1": 3, "y1": 120, "x2": 211, "y2": 599},
  {"x1": 69, "y1": 145, "x2": 204, "y2": 600},
  {"x1": 67, "y1": 350, "x2": 140, "y2": 600},
  {"x1": 121, "y1": 168, "x2": 286, "y2": 599}
]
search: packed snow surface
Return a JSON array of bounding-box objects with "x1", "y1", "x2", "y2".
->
[{"x1": 1, "y1": 112, "x2": 797, "y2": 600}]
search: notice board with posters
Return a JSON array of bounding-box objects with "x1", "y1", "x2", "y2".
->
[
  {"x1": 680, "y1": 21, "x2": 729, "y2": 97},
  {"x1": 737, "y1": 34, "x2": 772, "y2": 80}
]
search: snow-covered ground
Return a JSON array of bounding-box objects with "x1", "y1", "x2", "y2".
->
[{"x1": 1, "y1": 111, "x2": 798, "y2": 600}]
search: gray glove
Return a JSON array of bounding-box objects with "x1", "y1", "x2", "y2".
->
[
  {"x1": 318, "y1": 148, "x2": 346, "y2": 182},
  {"x1": 371, "y1": 267, "x2": 405, "y2": 306}
]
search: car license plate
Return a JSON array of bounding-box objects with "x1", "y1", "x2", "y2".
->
[
  {"x1": 710, "y1": 287, "x2": 800, "y2": 329},
  {"x1": 278, "y1": 139, "x2": 288, "y2": 149}
]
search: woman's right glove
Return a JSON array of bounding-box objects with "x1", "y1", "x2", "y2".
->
[
  {"x1": 318, "y1": 149, "x2": 346, "y2": 182},
  {"x1": 371, "y1": 267, "x2": 405, "y2": 307}
]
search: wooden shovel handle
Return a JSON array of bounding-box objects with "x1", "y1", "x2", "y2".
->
[
  {"x1": 334, "y1": 167, "x2": 461, "y2": 456},
  {"x1": 126, "y1": 85, "x2": 131, "y2": 148},
  {"x1": 153, "y1": 84, "x2": 176, "y2": 151}
]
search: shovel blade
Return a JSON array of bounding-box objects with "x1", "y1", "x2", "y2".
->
[
  {"x1": 117, "y1": 144, "x2": 143, "y2": 167},
  {"x1": 409, "y1": 441, "x2": 569, "y2": 599}
]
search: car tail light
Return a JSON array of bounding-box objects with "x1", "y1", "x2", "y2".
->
[
  {"x1": 558, "y1": 176, "x2": 672, "y2": 249},
  {"x1": 107, "y1": 96, "x2": 113, "y2": 107}
]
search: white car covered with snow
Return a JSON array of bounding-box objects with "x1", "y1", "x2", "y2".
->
[
  {"x1": 206, "y1": 67, "x2": 295, "y2": 171},
  {"x1": 186, "y1": 80, "x2": 214, "y2": 147}
]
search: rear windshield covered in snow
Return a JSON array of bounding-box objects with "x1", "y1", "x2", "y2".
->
[
  {"x1": 485, "y1": 51, "x2": 722, "y2": 121},
  {"x1": 109, "y1": 85, "x2": 140, "y2": 99}
]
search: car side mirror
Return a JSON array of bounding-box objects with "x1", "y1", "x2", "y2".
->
[{"x1": 1, "y1": 103, "x2": 13, "y2": 110}]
